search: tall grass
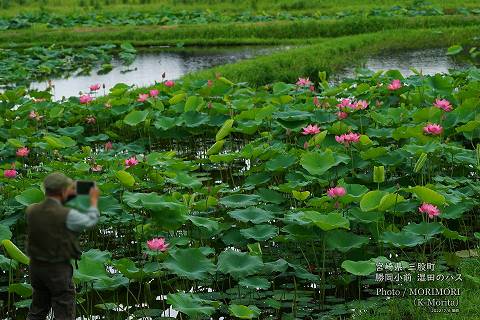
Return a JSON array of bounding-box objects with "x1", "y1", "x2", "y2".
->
[
  {"x1": 0, "y1": 0, "x2": 479, "y2": 16},
  {"x1": 182, "y1": 26, "x2": 480, "y2": 85},
  {"x1": 1, "y1": 15, "x2": 479, "y2": 48}
]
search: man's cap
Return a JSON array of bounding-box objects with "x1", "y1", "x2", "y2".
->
[{"x1": 43, "y1": 172, "x2": 73, "y2": 193}]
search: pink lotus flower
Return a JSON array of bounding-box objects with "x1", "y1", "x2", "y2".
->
[
  {"x1": 302, "y1": 124, "x2": 321, "y2": 135},
  {"x1": 296, "y1": 77, "x2": 312, "y2": 86},
  {"x1": 353, "y1": 100, "x2": 369, "y2": 110},
  {"x1": 207, "y1": 79, "x2": 213, "y2": 87},
  {"x1": 309, "y1": 85, "x2": 315, "y2": 92},
  {"x1": 337, "y1": 111, "x2": 348, "y2": 119},
  {"x1": 150, "y1": 89, "x2": 159, "y2": 97},
  {"x1": 419, "y1": 203, "x2": 440, "y2": 218},
  {"x1": 423, "y1": 123, "x2": 443, "y2": 135},
  {"x1": 313, "y1": 96, "x2": 320, "y2": 107},
  {"x1": 89, "y1": 83, "x2": 101, "y2": 91},
  {"x1": 147, "y1": 237, "x2": 169, "y2": 251},
  {"x1": 85, "y1": 116, "x2": 96, "y2": 124},
  {"x1": 327, "y1": 186, "x2": 346, "y2": 198},
  {"x1": 337, "y1": 98, "x2": 353, "y2": 110},
  {"x1": 4, "y1": 169, "x2": 17, "y2": 179},
  {"x1": 137, "y1": 93, "x2": 149, "y2": 102},
  {"x1": 335, "y1": 132, "x2": 361, "y2": 145},
  {"x1": 304, "y1": 142, "x2": 309, "y2": 149},
  {"x1": 91, "y1": 164, "x2": 103, "y2": 172},
  {"x1": 164, "y1": 80, "x2": 175, "y2": 87},
  {"x1": 16, "y1": 147, "x2": 30, "y2": 157},
  {"x1": 387, "y1": 79, "x2": 402, "y2": 91},
  {"x1": 433, "y1": 99, "x2": 453, "y2": 112},
  {"x1": 29, "y1": 110, "x2": 38, "y2": 119},
  {"x1": 125, "y1": 156, "x2": 139, "y2": 168},
  {"x1": 79, "y1": 94, "x2": 93, "y2": 104},
  {"x1": 104, "y1": 141, "x2": 113, "y2": 151}
]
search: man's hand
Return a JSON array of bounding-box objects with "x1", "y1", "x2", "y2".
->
[{"x1": 89, "y1": 187, "x2": 100, "y2": 207}]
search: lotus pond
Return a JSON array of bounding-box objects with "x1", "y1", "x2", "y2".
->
[{"x1": 0, "y1": 60, "x2": 480, "y2": 319}]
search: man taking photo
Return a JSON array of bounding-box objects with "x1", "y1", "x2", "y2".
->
[{"x1": 25, "y1": 172, "x2": 100, "y2": 320}]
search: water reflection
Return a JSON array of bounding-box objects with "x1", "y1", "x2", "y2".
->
[
  {"x1": 30, "y1": 46, "x2": 282, "y2": 100},
  {"x1": 338, "y1": 48, "x2": 467, "y2": 79}
]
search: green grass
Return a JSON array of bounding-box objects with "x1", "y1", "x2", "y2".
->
[
  {"x1": 182, "y1": 25, "x2": 480, "y2": 85},
  {"x1": 1, "y1": 15, "x2": 479, "y2": 48},
  {"x1": 0, "y1": 0, "x2": 479, "y2": 16}
]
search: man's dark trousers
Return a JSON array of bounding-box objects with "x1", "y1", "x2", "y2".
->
[{"x1": 27, "y1": 259, "x2": 75, "y2": 319}]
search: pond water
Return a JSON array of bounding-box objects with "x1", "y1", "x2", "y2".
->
[
  {"x1": 30, "y1": 46, "x2": 282, "y2": 100},
  {"x1": 30, "y1": 47, "x2": 466, "y2": 100},
  {"x1": 338, "y1": 48, "x2": 467, "y2": 79}
]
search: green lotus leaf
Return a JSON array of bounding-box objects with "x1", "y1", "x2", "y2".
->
[
  {"x1": 169, "y1": 93, "x2": 187, "y2": 105},
  {"x1": 360, "y1": 190, "x2": 388, "y2": 212},
  {"x1": 381, "y1": 231, "x2": 426, "y2": 248},
  {"x1": 244, "y1": 172, "x2": 271, "y2": 187},
  {"x1": 403, "y1": 222, "x2": 443, "y2": 239},
  {"x1": 216, "y1": 119, "x2": 234, "y2": 141},
  {"x1": 228, "y1": 207, "x2": 274, "y2": 224},
  {"x1": 325, "y1": 230, "x2": 369, "y2": 253},
  {"x1": 8, "y1": 283, "x2": 32, "y2": 298},
  {"x1": 112, "y1": 258, "x2": 143, "y2": 280},
  {"x1": 239, "y1": 277, "x2": 271, "y2": 290},
  {"x1": 115, "y1": 170, "x2": 135, "y2": 187},
  {"x1": 124, "y1": 110, "x2": 149, "y2": 126},
  {"x1": 7, "y1": 138, "x2": 25, "y2": 148},
  {"x1": 74, "y1": 249, "x2": 111, "y2": 283},
  {"x1": 163, "y1": 248, "x2": 215, "y2": 280},
  {"x1": 166, "y1": 293, "x2": 215, "y2": 318},
  {"x1": 0, "y1": 254, "x2": 18, "y2": 270},
  {"x1": 348, "y1": 208, "x2": 384, "y2": 224},
  {"x1": 57, "y1": 126, "x2": 84, "y2": 137},
  {"x1": 408, "y1": 186, "x2": 446, "y2": 205},
  {"x1": 184, "y1": 95, "x2": 204, "y2": 112},
  {"x1": 181, "y1": 111, "x2": 210, "y2": 127},
  {"x1": 93, "y1": 274, "x2": 129, "y2": 291},
  {"x1": 146, "y1": 199, "x2": 188, "y2": 231},
  {"x1": 240, "y1": 224, "x2": 278, "y2": 241},
  {"x1": 15, "y1": 188, "x2": 44, "y2": 206},
  {"x1": 377, "y1": 193, "x2": 405, "y2": 211},
  {"x1": 219, "y1": 194, "x2": 260, "y2": 208},
  {"x1": 341, "y1": 260, "x2": 376, "y2": 276},
  {"x1": 0, "y1": 225, "x2": 12, "y2": 242},
  {"x1": 265, "y1": 154, "x2": 297, "y2": 171},
  {"x1": 302, "y1": 211, "x2": 350, "y2": 231},
  {"x1": 292, "y1": 190, "x2": 310, "y2": 201},
  {"x1": 255, "y1": 188, "x2": 284, "y2": 204},
  {"x1": 229, "y1": 304, "x2": 261, "y2": 319},
  {"x1": 300, "y1": 150, "x2": 336, "y2": 176},
  {"x1": 44, "y1": 135, "x2": 76, "y2": 148},
  {"x1": 206, "y1": 139, "x2": 225, "y2": 155},
  {"x1": 187, "y1": 216, "x2": 220, "y2": 233},
  {"x1": 217, "y1": 250, "x2": 263, "y2": 279},
  {"x1": 167, "y1": 171, "x2": 202, "y2": 189}
]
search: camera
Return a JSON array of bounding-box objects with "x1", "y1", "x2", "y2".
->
[{"x1": 76, "y1": 181, "x2": 96, "y2": 195}]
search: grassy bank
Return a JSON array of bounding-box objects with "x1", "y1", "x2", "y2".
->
[
  {"x1": 182, "y1": 26, "x2": 480, "y2": 85},
  {"x1": 1, "y1": 15, "x2": 479, "y2": 48},
  {"x1": 0, "y1": 0, "x2": 479, "y2": 16}
]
